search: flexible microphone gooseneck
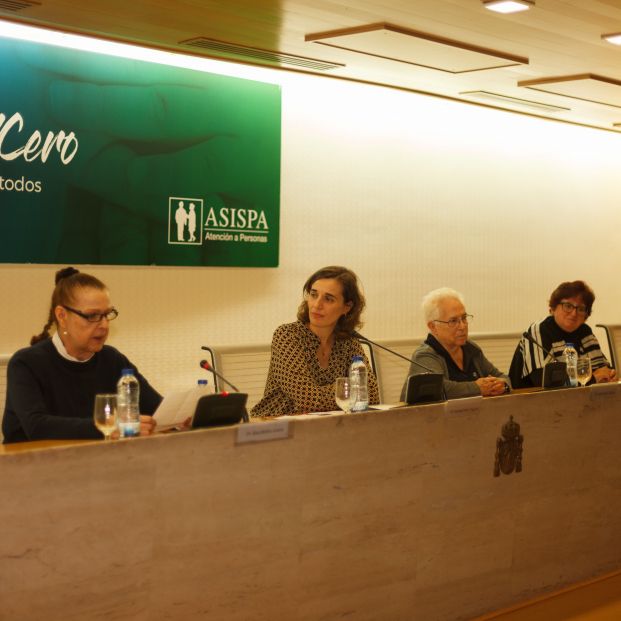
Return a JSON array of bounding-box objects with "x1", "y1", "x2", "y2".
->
[
  {"x1": 199, "y1": 358, "x2": 240, "y2": 393},
  {"x1": 352, "y1": 331, "x2": 446, "y2": 403},
  {"x1": 522, "y1": 331, "x2": 558, "y2": 361},
  {"x1": 352, "y1": 331, "x2": 438, "y2": 374}
]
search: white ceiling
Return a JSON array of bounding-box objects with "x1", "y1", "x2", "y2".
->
[{"x1": 4, "y1": 0, "x2": 621, "y2": 132}]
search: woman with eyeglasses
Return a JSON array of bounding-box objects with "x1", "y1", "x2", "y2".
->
[
  {"x1": 401, "y1": 288, "x2": 510, "y2": 400},
  {"x1": 2, "y1": 267, "x2": 161, "y2": 443},
  {"x1": 509, "y1": 280, "x2": 616, "y2": 388}
]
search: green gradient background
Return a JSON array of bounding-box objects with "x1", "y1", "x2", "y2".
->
[{"x1": 0, "y1": 38, "x2": 281, "y2": 267}]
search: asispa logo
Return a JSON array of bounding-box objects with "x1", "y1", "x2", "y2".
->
[{"x1": 168, "y1": 196, "x2": 269, "y2": 246}]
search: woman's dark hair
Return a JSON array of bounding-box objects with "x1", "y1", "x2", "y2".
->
[
  {"x1": 30, "y1": 267, "x2": 108, "y2": 345},
  {"x1": 548, "y1": 280, "x2": 595, "y2": 317},
  {"x1": 296, "y1": 265, "x2": 366, "y2": 339}
]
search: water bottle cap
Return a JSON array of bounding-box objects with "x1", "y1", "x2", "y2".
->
[
  {"x1": 565, "y1": 343, "x2": 574, "y2": 348},
  {"x1": 352, "y1": 355, "x2": 363, "y2": 362},
  {"x1": 197, "y1": 379, "x2": 208, "y2": 385},
  {"x1": 121, "y1": 368, "x2": 135, "y2": 376}
]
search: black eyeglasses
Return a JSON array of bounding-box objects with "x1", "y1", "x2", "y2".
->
[
  {"x1": 434, "y1": 314, "x2": 473, "y2": 329},
  {"x1": 559, "y1": 301, "x2": 588, "y2": 316},
  {"x1": 63, "y1": 305, "x2": 119, "y2": 323}
]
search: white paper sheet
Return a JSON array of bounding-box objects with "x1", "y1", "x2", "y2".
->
[{"x1": 153, "y1": 386, "x2": 214, "y2": 428}]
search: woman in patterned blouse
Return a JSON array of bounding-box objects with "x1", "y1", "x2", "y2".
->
[{"x1": 251, "y1": 266, "x2": 380, "y2": 417}]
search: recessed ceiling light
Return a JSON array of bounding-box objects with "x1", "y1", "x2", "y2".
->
[
  {"x1": 483, "y1": 0, "x2": 534, "y2": 14},
  {"x1": 602, "y1": 33, "x2": 621, "y2": 46}
]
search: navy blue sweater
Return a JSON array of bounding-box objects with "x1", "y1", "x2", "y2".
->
[{"x1": 2, "y1": 338, "x2": 161, "y2": 443}]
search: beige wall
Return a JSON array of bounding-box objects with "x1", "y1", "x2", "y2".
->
[{"x1": 2, "y1": 58, "x2": 620, "y2": 394}]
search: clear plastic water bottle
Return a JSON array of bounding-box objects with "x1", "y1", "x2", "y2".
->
[
  {"x1": 117, "y1": 368, "x2": 141, "y2": 437},
  {"x1": 349, "y1": 355, "x2": 369, "y2": 412},
  {"x1": 197, "y1": 379, "x2": 209, "y2": 391},
  {"x1": 563, "y1": 343, "x2": 578, "y2": 387}
]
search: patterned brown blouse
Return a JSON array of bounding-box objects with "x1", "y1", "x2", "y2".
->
[{"x1": 251, "y1": 321, "x2": 380, "y2": 417}]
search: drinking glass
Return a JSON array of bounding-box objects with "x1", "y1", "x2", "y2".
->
[
  {"x1": 93, "y1": 394, "x2": 117, "y2": 440},
  {"x1": 576, "y1": 357, "x2": 592, "y2": 387},
  {"x1": 335, "y1": 377, "x2": 356, "y2": 413}
]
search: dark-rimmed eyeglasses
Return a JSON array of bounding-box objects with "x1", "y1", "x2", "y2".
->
[
  {"x1": 63, "y1": 305, "x2": 119, "y2": 323},
  {"x1": 559, "y1": 301, "x2": 588, "y2": 316},
  {"x1": 434, "y1": 314, "x2": 473, "y2": 329}
]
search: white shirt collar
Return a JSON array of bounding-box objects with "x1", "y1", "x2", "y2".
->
[{"x1": 52, "y1": 331, "x2": 94, "y2": 363}]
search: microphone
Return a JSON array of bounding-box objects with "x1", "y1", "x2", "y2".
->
[
  {"x1": 521, "y1": 332, "x2": 569, "y2": 389},
  {"x1": 352, "y1": 331, "x2": 438, "y2": 374},
  {"x1": 352, "y1": 331, "x2": 445, "y2": 403},
  {"x1": 199, "y1": 358, "x2": 240, "y2": 392},
  {"x1": 522, "y1": 331, "x2": 557, "y2": 361},
  {"x1": 199, "y1": 359, "x2": 249, "y2": 423}
]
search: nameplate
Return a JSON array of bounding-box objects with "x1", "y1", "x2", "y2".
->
[
  {"x1": 588, "y1": 383, "x2": 618, "y2": 399},
  {"x1": 236, "y1": 420, "x2": 291, "y2": 444},
  {"x1": 444, "y1": 395, "x2": 482, "y2": 416}
]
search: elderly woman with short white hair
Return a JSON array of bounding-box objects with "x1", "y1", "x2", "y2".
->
[{"x1": 401, "y1": 287, "x2": 510, "y2": 400}]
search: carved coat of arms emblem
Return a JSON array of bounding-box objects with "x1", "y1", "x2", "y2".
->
[{"x1": 494, "y1": 415, "x2": 523, "y2": 477}]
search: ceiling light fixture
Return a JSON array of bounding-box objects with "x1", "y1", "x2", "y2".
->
[
  {"x1": 482, "y1": 0, "x2": 534, "y2": 14},
  {"x1": 602, "y1": 33, "x2": 621, "y2": 46}
]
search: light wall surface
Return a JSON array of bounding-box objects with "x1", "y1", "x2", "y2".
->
[{"x1": 2, "y1": 45, "x2": 620, "y2": 394}]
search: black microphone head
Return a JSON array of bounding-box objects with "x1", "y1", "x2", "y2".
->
[
  {"x1": 522, "y1": 331, "x2": 530, "y2": 338},
  {"x1": 351, "y1": 330, "x2": 363, "y2": 339},
  {"x1": 199, "y1": 359, "x2": 210, "y2": 369}
]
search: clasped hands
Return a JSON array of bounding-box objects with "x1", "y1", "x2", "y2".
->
[{"x1": 475, "y1": 376, "x2": 508, "y2": 397}]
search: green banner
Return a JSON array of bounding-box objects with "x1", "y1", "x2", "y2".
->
[{"x1": 0, "y1": 38, "x2": 281, "y2": 266}]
